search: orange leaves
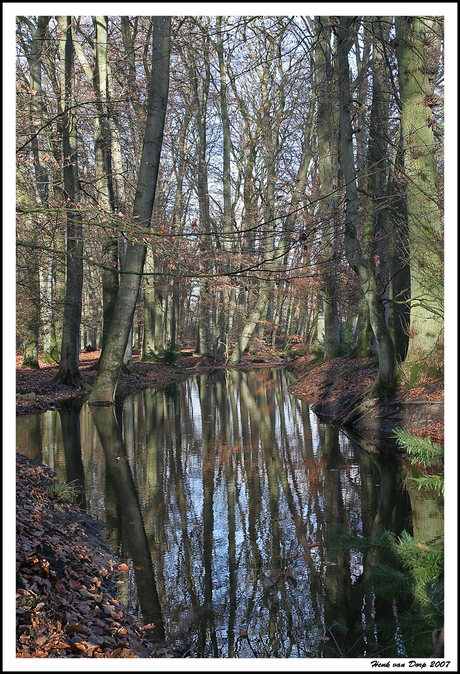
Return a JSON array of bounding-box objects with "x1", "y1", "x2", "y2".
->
[{"x1": 16, "y1": 454, "x2": 174, "y2": 658}]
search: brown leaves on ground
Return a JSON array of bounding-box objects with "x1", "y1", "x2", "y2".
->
[
  {"x1": 288, "y1": 356, "x2": 444, "y2": 446},
  {"x1": 16, "y1": 349, "x2": 209, "y2": 416},
  {"x1": 288, "y1": 356, "x2": 377, "y2": 404},
  {"x1": 16, "y1": 345, "x2": 289, "y2": 417},
  {"x1": 16, "y1": 454, "x2": 172, "y2": 658}
]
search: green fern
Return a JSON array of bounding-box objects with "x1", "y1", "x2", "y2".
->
[
  {"x1": 392, "y1": 428, "x2": 443, "y2": 465},
  {"x1": 392, "y1": 428, "x2": 444, "y2": 495}
]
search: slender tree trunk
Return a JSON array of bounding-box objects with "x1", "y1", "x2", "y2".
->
[
  {"x1": 55, "y1": 16, "x2": 84, "y2": 385},
  {"x1": 315, "y1": 17, "x2": 340, "y2": 359},
  {"x1": 228, "y1": 78, "x2": 311, "y2": 365},
  {"x1": 142, "y1": 245, "x2": 156, "y2": 358},
  {"x1": 89, "y1": 16, "x2": 170, "y2": 404},
  {"x1": 355, "y1": 18, "x2": 392, "y2": 358},
  {"x1": 387, "y1": 126, "x2": 411, "y2": 362},
  {"x1": 167, "y1": 112, "x2": 190, "y2": 351},
  {"x1": 40, "y1": 260, "x2": 60, "y2": 363},
  {"x1": 186, "y1": 29, "x2": 213, "y2": 355},
  {"x1": 337, "y1": 16, "x2": 396, "y2": 386},
  {"x1": 93, "y1": 16, "x2": 119, "y2": 353},
  {"x1": 22, "y1": 16, "x2": 51, "y2": 368},
  {"x1": 216, "y1": 16, "x2": 234, "y2": 361},
  {"x1": 154, "y1": 276, "x2": 165, "y2": 351}
]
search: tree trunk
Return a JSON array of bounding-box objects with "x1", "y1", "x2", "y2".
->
[
  {"x1": 55, "y1": 16, "x2": 84, "y2": 385},
  {"x1": 93, "y1": 16, "x2": 119, "y2": 353},
  {"x1": 315, "y1": 17, "x2": 340, "y2": 360},
  {"x1": 216, "y1": 16, "x2": 234, "y2": 361},
  {"x1": 21, "y1": 17, "x2": 51, "y2": 368},
  {"x1": 337, "y1": 16, "x2": 396, "y2": 385},
  {"x1": 228, "y1": 121, "x2": 311, "y2": 364},
  {"x1": 185, "y1": 27, "x2": 213, "y2": 355},
  {"x1": 142, "y1": 245, "x2": 156, "y2": 358},
  {"x1": 387, "y1": 125, "x2": 411, "y2": 362},
  {"x1": 89, "y1": 17, "x2": 170, "y2": 404},
  {"x1": 395, "y1": 16, "x2": 444, "y2": 378},
  {"x1": 356, "y1": 17, "x2": 392, "y2": 357}
]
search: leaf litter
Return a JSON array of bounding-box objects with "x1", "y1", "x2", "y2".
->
[{"x1": 16, "y1": 454, "x2": 173, "y2": 658}]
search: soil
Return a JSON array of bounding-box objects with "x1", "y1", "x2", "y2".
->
[
  {"x1": 286, "y1": 354, "x2": 444, "y2": 447},
  {"x1": 14, "y1": 346, "x2": 444, "y2": 658},
  {"x1": 15, "y1": 346, "x2": 288, "y2": 416}
]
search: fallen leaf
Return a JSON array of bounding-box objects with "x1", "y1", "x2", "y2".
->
[{"x1": 67, "y1": 623, "x2": 86, "y2": 634}]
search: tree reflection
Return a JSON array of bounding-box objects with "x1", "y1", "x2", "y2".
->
[
  {"x1": 91, "y1": 405, "x2": 165, "y2": 643},
  {"x1": 58, "y1": 400, "x2": 87, "y2": 512},
  {"x1": 16, "y1": 368, "x2": 435, "y2": 658}
]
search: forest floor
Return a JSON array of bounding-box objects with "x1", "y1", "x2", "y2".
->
[
  {"x1": 13, "y1": 346, "x2": 444, "y2": 658},
  {"x1": 287, "y1": 353, "x2": 444, "y2": 446}
]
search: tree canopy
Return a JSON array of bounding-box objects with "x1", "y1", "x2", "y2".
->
[{"x1": 8, "y1": 10, "x2": 453, "y2": 403}]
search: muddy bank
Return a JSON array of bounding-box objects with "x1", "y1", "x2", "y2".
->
[
  {"x1": 287, "y1": 355, "x2": 444, "y2": 447},
  {"x1": 15, "y1": 348, "x2": 288, "y2": 416}
]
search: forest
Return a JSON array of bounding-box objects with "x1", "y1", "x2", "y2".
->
[
  {"x1": 14, "y1": 14, "x2": 445, "y2": 405},
  {"x1": 10, "y1": 11, "x2": 453, "y2": 663}
]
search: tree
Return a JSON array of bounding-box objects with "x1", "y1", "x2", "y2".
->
[
  {"x1": 395, "y1": 16, "x2": 444, "y2": 379},
  {"x1": 54, "y1": 16, "x2": 84, "y2": 385},
  {"x1": 387, "y1": 125, "x2": 411, "y2": 362},
  {"x1": 314, "y1": 16, "x2": 340, "y2": 359},
  {"x1": 337, "y1": 16, "x2": 397, "y2": 386},
  {"x1": 14, "y1": 14, "x2": 444, "y2": 378},
  {"x1": 17, "y1": 16, "x2": 51, "y2": 368},
  {"x1": 228, "y1": 18, "x2": 313, "y2": 363},
  {"x1": 181, "y1": 19, "x2": 214, "y2": 355},
  {"x1": 89, "y1": 16, "x2": 170, "y2": 404}
]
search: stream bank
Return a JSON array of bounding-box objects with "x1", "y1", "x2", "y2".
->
[
  {"x1": 15, "y1": 454, "x2": 174, "y2": 658},
  {"x1": 287, "y1": 354, "x2": 444, "y2": 446}
]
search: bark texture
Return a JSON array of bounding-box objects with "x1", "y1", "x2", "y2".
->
[
  {"x1": 55, "y1": 16, "x2": 84, "y2": 385},
  {"x1": 395, "y1": 16, "x2": 444, "y2": 377},
  {"x1": 337, "y1": 17, "x2": 396, "y2": 386},
  {"x1": 89, "y1": 17, "x2": 170, "y2": 404}
]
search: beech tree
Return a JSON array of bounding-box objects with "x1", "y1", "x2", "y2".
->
[
  {"x1": 337, "y1": 16, "x2": 397, "y2": 385},
  {"x1": 314, "y1": 16, "x2": 340, "y2": 359},
  {"x1": 54, "y1": 16, "x2": 84, "y2": 385},
  {"x1": 15, "y1": 15, "x2": 444, "y2": 385},
  {"x1": 395, "y1": 16, "x2": 444, "y2": 378},
  {"x1": 89, "y1": 16, "x2": 170, "y2": 404}
]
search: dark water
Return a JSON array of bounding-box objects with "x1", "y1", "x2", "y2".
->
[{"x1": 16, "y1": 368, "x2": 443, "y2": 658}]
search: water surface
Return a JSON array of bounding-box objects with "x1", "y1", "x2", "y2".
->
[{"x1": 16, "y1": 368, "x2": 443, "y2": 657}]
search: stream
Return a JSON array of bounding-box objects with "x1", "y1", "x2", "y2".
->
[{"x1": 16, "y1": 367, "x2": 444, "y2": 658}]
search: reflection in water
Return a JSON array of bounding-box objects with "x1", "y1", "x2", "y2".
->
[
  {"x1": 91, "y1": 406, "x2": 165, "y2": 643},
  {"x1": 16, "y1": 368, "x2": 443, "y2": 658}
]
